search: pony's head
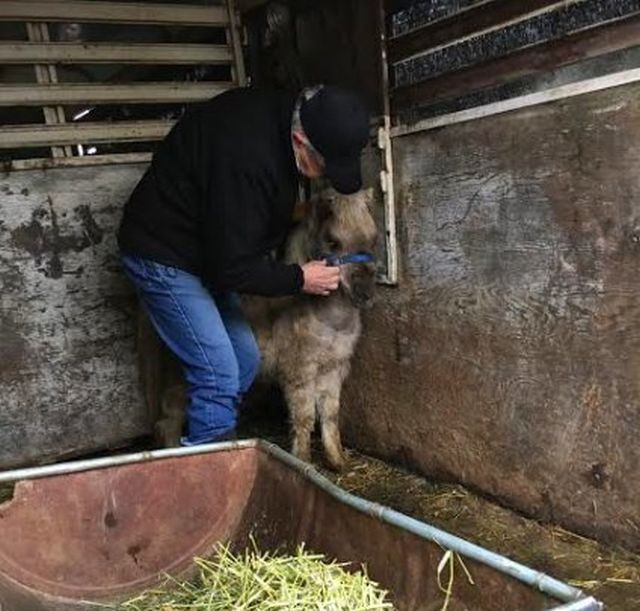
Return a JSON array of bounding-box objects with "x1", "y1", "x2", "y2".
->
[{"x1": 311, "y1": 188, "x2": 377, "y2": 308}]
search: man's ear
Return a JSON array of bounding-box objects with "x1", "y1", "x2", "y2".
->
[{"x1": 291, "y1": 130, "x2": 306, "y2": 147}]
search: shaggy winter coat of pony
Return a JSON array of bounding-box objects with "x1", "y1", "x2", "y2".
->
[{"x1": 242, "y1": 188, "x2": 377, "y2": 469}]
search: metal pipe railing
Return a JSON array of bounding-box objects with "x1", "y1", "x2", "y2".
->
[{"x1": 0, "y1": 439, "x2": 604, "y2": 610}]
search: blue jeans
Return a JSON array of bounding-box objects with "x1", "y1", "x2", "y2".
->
[{"x1": 121, "y1": 254, "x2": 261, "y2": 445}]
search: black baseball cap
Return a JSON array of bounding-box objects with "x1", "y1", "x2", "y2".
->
[{"x1": 300, "y1": 86, "x2": 370, "y2": 195}]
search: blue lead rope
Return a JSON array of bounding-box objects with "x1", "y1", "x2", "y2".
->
[{"x1": 319, "y1": 252, "x2": 376, "y2": 266}]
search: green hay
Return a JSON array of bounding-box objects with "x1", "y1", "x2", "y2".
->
[{"x1": 115, "y1": 540, "x2": 394, "y2": 611}]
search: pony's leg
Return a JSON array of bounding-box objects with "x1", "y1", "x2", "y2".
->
[
  {"x1": 154, "y1": 383, "x2": 186, "y2": 447},
  {"x1": 316, "y1": 370, "x2": 347, "y2": 471},
  {"x1": 283, "y1": 382, "x2": 316, "y2": 463}
]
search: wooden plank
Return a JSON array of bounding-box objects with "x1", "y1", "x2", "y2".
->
[
  {"x1": 347, "y1": 80, "x2": 640, "y2": 551},
  {"x1": 7, "y1": 153, "x2": 152, "y2": 171},
  {"x1": 392, "y1": 13, "x2": 640, "y2": 109},
  {"x1": 26, "y1": 22, "x2": 66, "y2": 159},
  {"x1": 377, "y1": 0, "x2": 398, "y2": 286},
  {"x1": 0, "y1": 1, "x2": 228, "y2": 26},
  {"x1": 391, "y1": 67, "x2": 640, "y2": 138},
  {"x1": 0, "y1": 164, "x2": 151, "y2": 468},
  {"x1": 0, "y1": 120, "x2": 174, "y2": 148},
  {"x1": 388, "y1": 0, "x2": 568, "y2": 63},
  {"x1": 0, "y1": 42, "x2": 232, "y2": 65},
  {"x1": 0, "y1": 82, "x2": 232, "y2": 106}
]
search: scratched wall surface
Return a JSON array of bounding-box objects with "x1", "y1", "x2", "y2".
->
[
  {"x1": 342, "y1": 82, "x2": 640, "y2": 550},
  {"x1": 0, "y1": 164, "x2": 150, "y2": 469}
]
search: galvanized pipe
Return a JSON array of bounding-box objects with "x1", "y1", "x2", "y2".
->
[
  {"x1": 0, "y1": 439, "x2": 603, "y2": 611},
  {"x1": 549, "y1": 599, "x2": 604, "y2": 611},
  {"x1": 0, "y1": 439, "x2": 257, "y2": 483},
  {"x1": 260, "y1": 442, "x2": 603, "y2": 611}
]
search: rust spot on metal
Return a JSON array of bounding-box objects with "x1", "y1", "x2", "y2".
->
[{"x1": 103, "y1": 511, "x2": 118, "y2": 528}]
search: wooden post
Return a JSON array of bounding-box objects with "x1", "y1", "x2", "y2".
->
[
  {"x1": 26, "y1": 23, "x2": 69, "y2": 158},
  {"x1": 377, "y1": 0, "x2": 399, "y2": 285}
]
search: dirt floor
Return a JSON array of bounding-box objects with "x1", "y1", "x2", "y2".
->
[{"x1": 237, "y1": 401, "x2": 640, "y2": 611}]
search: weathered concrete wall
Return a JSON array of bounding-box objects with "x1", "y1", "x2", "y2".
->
[
  {"x1": 343, "y1": 82, "x2": 640, "y2": 550},
  {"x1": 0, "y1": 164, "x2": 150, "y2": 469}
]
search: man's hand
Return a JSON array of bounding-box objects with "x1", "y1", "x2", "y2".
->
[{"x1": 301, "y1": 261, "x2": 340, "y2": 296}]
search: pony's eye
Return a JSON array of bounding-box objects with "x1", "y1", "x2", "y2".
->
[{"x1": 325, "y1": 231, "x2": 340, "y2": 250}]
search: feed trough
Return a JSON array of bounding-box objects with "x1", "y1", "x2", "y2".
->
[{"x1": 0, "y1": 441, "x2": 603, "y2": 610}]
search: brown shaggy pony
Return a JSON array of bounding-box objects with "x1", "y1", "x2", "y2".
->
[{"x1": 243, "y1": 188, "x2": 377, "y2": 469}]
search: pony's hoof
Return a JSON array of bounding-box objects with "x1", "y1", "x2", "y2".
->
[{"x1": 325, "y1": 450, "x2": 348, "y2": 472}]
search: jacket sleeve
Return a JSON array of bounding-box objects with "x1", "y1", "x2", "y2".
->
[{"x1": 202, "y1": 162, "x2": 304, "y2": 297}]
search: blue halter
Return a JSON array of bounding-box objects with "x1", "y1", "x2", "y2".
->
[{"x1": 319, "y1": 251, "x2": 376, "y2": 266}]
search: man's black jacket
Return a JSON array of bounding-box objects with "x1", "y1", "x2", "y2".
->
[{"x1": 117, "y1": 88, "x2": 303, "y2": 296}]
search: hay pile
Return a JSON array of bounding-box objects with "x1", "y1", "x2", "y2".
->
[
  {"x1": 118, "y1": 541, "x2": 393, "y2": 611},
  {"x1": 325, "y1": 451, "x2": 640, "y2": 610}
]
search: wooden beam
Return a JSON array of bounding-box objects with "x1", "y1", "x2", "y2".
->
[
  {"x1": 388, "y1": 0, "x2": 568, "y2": 64},
  {"x1": 377, "y1": 0, "x2": 398, "y2": 286},
  {"x1": 0, "y1": 42, "x2": 232, "y2": 65},
  {"x1": 0, "y1": 120, "x2": 174, "y2": 148},
  {"x1": 392, "y1": 13, "x2": 640, "y2": 110},
  {"x1": 0, "y1": 1, "x2": 228, "y2": 26},
  {"x1": 0, "y1": 82, "x2": 232, "y2": 106},
  {"x1": 6, "y1": 153, "x2": 152, "y2": 171},
  {"x1": 390, "y1": 67, "x2": 640, "y2": 138},
  {"x1": 26, "y1": 22, "x2": 67, "y2": 158}
]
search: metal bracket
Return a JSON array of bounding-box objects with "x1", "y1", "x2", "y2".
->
[{"x1": 376, "y1": 0, "x2": 399, "y2": 286}]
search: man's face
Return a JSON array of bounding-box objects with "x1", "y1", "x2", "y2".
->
[{"x1": 292, "y1": 131, "x2": 325, "y2": 179}]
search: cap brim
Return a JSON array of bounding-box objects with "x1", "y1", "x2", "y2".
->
[{"x1": 325, "y1": 156, "x2": 362, "y2": 195}]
